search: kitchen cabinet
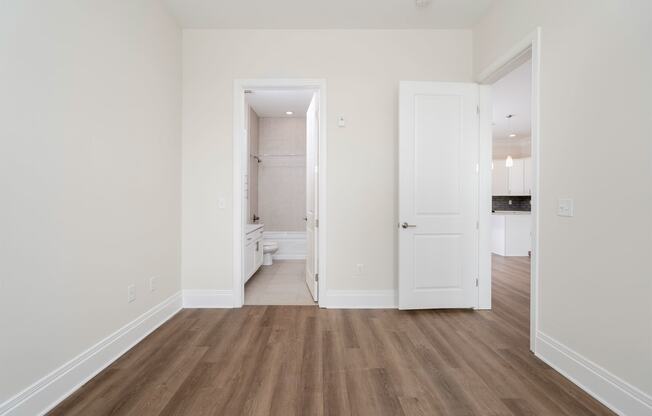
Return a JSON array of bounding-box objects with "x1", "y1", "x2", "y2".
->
[
  {"x1": 523, "y1": 157, "x2": 532, "y2": 195},
  {"x1": 509, "y1": 158, "x2": 525, "y2": 195},
  {"x1": 492, "y1": 161, "x2": 509, "y2": 196},
  {"x1": 492, "y1": 212, "x2": 531, "y2": 256},
  {"x1": 492, "y1": 157, "x2": 532, "y2": 196}
]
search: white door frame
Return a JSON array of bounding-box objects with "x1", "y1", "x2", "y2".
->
[
  {"x1": 477, "y1": 29, "x2": 541, "y2": 352},
  {"x1": 232, "y1": 79, "x2": 327, "y2": 307}
]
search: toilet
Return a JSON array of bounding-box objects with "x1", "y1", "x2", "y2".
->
[{"x1": 262, "y1": 241, "x2": 278, "y2": 266}]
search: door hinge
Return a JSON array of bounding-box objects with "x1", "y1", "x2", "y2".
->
[
  {"x1": 315, "y1": 273, "x2": 319, "y2": 282},
  {"x1": 315, "y1": 219, "x2": 319, "y2": 228},
  {"x1": 475, "y1": 278, "x2": 479, "y2": 287},
  {"x1": 476, "y1": 105, "x2": 480, "y2": 115}
]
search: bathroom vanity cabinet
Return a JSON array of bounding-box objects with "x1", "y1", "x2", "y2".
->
[{"x1": 245, "y1": 224, "x2": 264, "y2": 282}]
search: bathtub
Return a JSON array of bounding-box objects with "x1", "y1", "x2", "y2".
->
[{"x1": 263, "y1": 231, "x2": 306, "y2": 260}]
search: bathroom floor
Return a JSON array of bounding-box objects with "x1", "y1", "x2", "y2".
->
[{"x1": 244, "y1": 260, "x2": 316, "y2": 305}]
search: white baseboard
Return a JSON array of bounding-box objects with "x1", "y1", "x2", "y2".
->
[
  {"x1": 0, "y1": 292, "x2": 182, "y2": 416},
  {"x1": 536, "y1": 331, "x2": 652, "y2": 416},
  {"x1": 182, "y1": 290, "x2": 235, "y2": 308},
  {"x1": 272, "y1": 254, "x2": 306, "y2": 260},
  {"x1": 323, "y1": 290, "x2": 397, "y2": 309}
]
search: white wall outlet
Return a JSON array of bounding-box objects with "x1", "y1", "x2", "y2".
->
[
  {"x1": 337, "y1": 116, "x2": 346, "y2": 127},
  {"x1": 558, "y1": 198, "x2": 574, "y2": 217},
  {"x1": 149, "y1": 276, "x2": 157, "y2": 292},
  {"x1": 127, "y1": 284, "x2": 136, "y2": 303},
  {"x1": 218, "y1": 197, "x2": 226, "y2": 209},
  {"x1": 508, "y1": 200, "x2": 512, "y2": 205},
  {"x1": 354, "y1": 263, "x2": 365, "y2": 276}
]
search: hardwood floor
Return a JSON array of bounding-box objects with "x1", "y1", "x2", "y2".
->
[{"x1": 50, "y1": 256, "x2": 614, "y2": 415}]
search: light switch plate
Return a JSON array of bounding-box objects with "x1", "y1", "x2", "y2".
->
[
  {"x1": 337, "y1": 116, "x2": 345, "y2": 127},
  {"x1": 558, "y1": 198, "x2": 574, "y2": 217}
]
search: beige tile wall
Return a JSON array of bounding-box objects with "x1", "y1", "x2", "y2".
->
[{"x1": 258, "y1": 117, "x2": 306, "y2": 232}]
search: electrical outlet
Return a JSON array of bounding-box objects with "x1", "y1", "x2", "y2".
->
[
  {"x1": 508, "y1": 200, "x2": 512, "y2": 205},
  {"x1": 149, "y1": 277, "x2": 157, "y2": 292},
  {"x1": 353, "y1": 263, "x2": 365, "y2": 277},
  {"x1": 127, "y1": 284, "x2": 136, "y2": 303}
]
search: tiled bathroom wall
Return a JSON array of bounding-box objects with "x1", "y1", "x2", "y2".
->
[{"x1": 258, "y1": 117, "x2": 306, "y2": 231}]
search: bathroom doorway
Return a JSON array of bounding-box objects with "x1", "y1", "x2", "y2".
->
[{"x1": 233, "y1": 80, "x2": 326, "y2": 307}]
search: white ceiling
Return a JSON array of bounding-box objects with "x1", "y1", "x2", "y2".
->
[
  {"x1": 246, "y1": 89, "x2": 314, "y2": 118},
  {"x1": 492, "y1": 59, "x2": 531, "y2": 157},
  {"x1": 162, "y1": 0, "x2": 493, "y2": 29}
]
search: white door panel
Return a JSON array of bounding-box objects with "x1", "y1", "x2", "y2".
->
[
  {"x1": 399, "y1": 82, "x2": 479, "y2": 310},
  {"x1": 305, "y1": 93, "x2": 319, "y2": 301}
]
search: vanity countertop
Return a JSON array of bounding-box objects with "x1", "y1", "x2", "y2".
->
[{"x1": 245, "y1": 223, "x2": 264, "y2": 234}]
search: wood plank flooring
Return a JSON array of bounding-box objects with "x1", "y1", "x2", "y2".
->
[{"x1": 49, "y1": 256, "x2": 614, "y2": 415}]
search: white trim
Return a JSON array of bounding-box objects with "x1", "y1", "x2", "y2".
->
[
  {"x1": 477, "y1": 85, "x2": 492, "y2": 310},
  {"x1": 477, "y1": 32, "x2": 536, "y2": 84},
  {"x1": 0, "y1": 292, "x2": 182, "y2": 416},
  {"x1": 272, "y1": 254, "x2": 306, "y2": 261},
  {"x1": 477, "y1": 28, "x2": 541, "y2": 352},
  {"x1": 233, "y1": 79, "x2": 327, "y2": 308},
  {"x1": 536, "y1": 332, "x2": 652, "y2": 416},
  {"x1": 324, "y1": 290, "x2": 397, "y2": 309},
  {"x1": 182, "y1": 290, "x2": 235, "y2": 308}
]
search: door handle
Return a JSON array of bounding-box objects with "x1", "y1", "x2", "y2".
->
[{"x1": 401, "y1": 222, "x2": 416, "y2": 229}]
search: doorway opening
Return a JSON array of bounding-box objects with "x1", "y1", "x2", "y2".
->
[
  {"x1": 233, "y1": 80, "x2": 327, "y2": 307},
  {"x1": 478, "y1": 29, "x2": 540, "y2": 352},
  {"x1": 489, "y1": 57, "x2": 533, "y2": 348}
]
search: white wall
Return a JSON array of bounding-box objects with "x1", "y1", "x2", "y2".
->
[
  {"x1": 181, "y1": 29, "x2": 472, "y2": 292},
  {"x1": 0, "y1": 0, "x2": 182, "y2": 404},
  {"x1": 474, "y1": 0, "x2": 652, "y2": 400},
  {"x1": 258, "y1": 117, "x2": 307, "y2": 232}
]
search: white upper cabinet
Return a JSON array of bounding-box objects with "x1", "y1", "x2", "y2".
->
[
  {"x1": 492, "y1": 161, "x2": 509, "y2": 196},
  {"x1": 523, "y1": 157, "x2": 532, "y2": 195},
  {"x1": 492, "y1": 157, "x2": 532, "y2": 196},
  {"x1": 509, "y1": 158, "x2": 525, "y2": 195}
]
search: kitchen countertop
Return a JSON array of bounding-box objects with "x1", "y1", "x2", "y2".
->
[
  {"x1": 245, "y1": 223, "x2": 264, "y2": 234},
  {"x1": 492, "y1": 211, "x2": 531, "y2": 215}
]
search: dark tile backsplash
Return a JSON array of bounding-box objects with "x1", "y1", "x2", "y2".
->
[{"x1": 493, "y1": 195, "x2": 531, "y2": 212}]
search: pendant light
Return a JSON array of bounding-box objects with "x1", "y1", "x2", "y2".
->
[{"x1": 505, "y1": 155, "x2": 514, "y2": 167}]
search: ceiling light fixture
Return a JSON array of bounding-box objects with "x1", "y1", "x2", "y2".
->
[
  {"x1": 506, "y1": 114, "x2": 516, "y2": 139},
  {"x1": 285, "y1": 111, "x2": 293, "y2": 115}
]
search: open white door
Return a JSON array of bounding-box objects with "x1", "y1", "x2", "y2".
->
[
  {"x1": 305, "y1": 93, "x2": 319, "y2": 301},
  {"x1": 399, "y1": 82, "x2": 479, "y2": 310}
]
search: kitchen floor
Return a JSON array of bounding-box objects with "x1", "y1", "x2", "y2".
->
[{"x1": 245, "y1": 260, "x2": 316, "y2": 305}]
